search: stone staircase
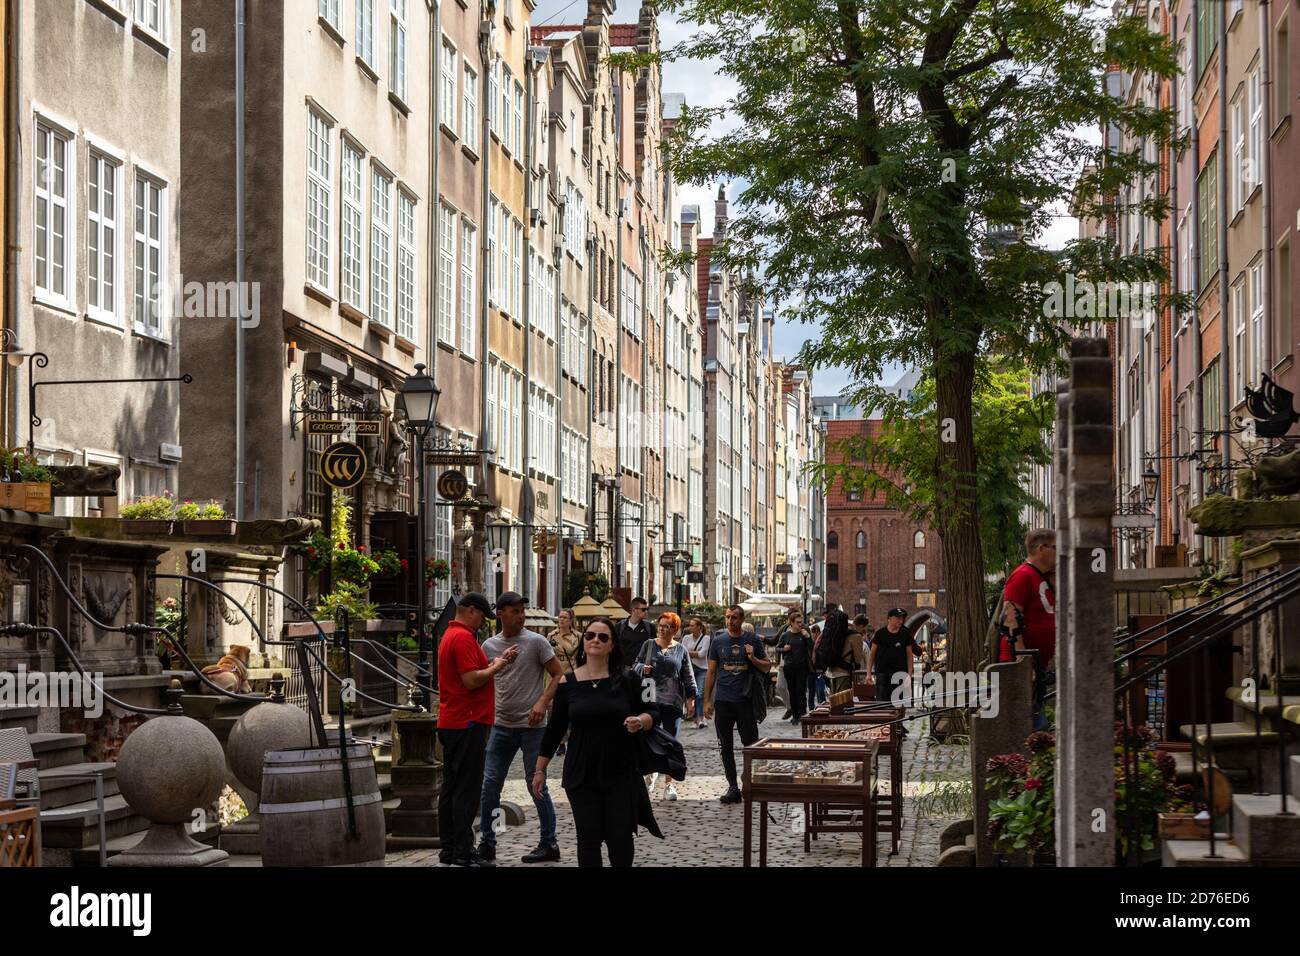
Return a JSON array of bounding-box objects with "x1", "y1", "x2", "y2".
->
[{"x1": 0, "y1": 705, "x2": 150, "y2": 863}]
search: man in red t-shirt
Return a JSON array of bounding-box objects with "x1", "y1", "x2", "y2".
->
[
  {"x1": 1002, "y1": 529, "x2": 1057, "y2": 667},
  {"x1": 1002, "y1": 529, "x2": 1056, "y2": 731},
  {"x1": 437, "y1": 592, "x2": 518, "y2": 867}
]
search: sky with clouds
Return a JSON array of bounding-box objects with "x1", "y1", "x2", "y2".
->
[{"x1": 531, "y1": 0, "x2": 1082, "y2": 398}]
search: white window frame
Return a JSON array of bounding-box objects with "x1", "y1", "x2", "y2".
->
[
  {"x1": 369, "y1": 165, "x2": 393, "y2": 329},
  {"x1": 501, "y1": 67, "x2": 513, "y2": 152},
  {"x1": 1231, "y1": 91, "x2": 1245, "y2": 214},
  {"x1": 356, "y1": 0, "x2": 376, "y2": 69},
  {"x1": 1248, "y1": 66, "x2": 1262, "y2": 194},
  {"x1": 437, "y1": 202, "x2": 456, "y2": 345},
  {"x1": 133, "y1": 172, "x2": 166, "y2": 337},
  {"x1": 319, "y1": 0, "x2": 342, "y2": 32},
  {"x1": 488, "y1": 60, "x2": 499, "y2": 137},
  {"x1": 34, "y1": 117, "x2": 75, "y2": 309},
  {"x1": 487, "y1": 196, "x2": 499, "y2": 307},
  {"x1": 512, "y1": 81, "x2": 524, "y2": 161},
  {"x1": 306, "y1": 108, "x2": 334, "y2": 293},
  {"x1": 390, "y1": 0, "x2": 408, "y2": 102},
  {"x1": 134, "y1": 0, "x2": 166, "y2": 42},
  {"x1": 1250, "y1": 261, "x2": 1265, "y2": 386},
  {"x1": 460, "y1": 219, "x2": 476, "y2": 356},
  {"x1": 86, "y1": 145, "x2": 122, "y2": 325},
  {"x1": 340, "y1": 139, "x2": 366, "y2": 311},
  {"x1": 1232, "y1": 277, "x2": 1246, "y2": 404},
  {"x1": 463, "y1": 64, "x2": 478, "y2": 145},
  {"x1": 397, "y1": 189, "x2": 417, "y2": 342},
  {"x1": 440, "y1": 37, "x2": 457, "y2": 132}
]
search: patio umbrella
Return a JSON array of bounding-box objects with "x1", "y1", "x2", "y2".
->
[
  {"x1": 570, "y1": 592, "x2": 604, "y2": 620},
  {"x1": 740, "y1": 599, "x2": 790, "y2": 617},
  {"x1": 525, "y1": 607, "x2": 558, "y2": 632}
]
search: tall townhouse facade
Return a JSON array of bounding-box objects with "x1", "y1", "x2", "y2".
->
[
  {"x1": 1100, "y1": 0, "x2": 1297, "y2": 571},
  {"x1": 180, "y1": 0, "x2": 433, "y2": 604},
  {"x1": 677, "y1": 196, "x2": 706, "y2": 602},
  {"x1": 12, "y1": 0, "x2": 182, "y2": 507}
]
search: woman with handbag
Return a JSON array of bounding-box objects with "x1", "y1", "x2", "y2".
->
[
  {"x1": 635, "y1": 612, "x2": 696, "y2": 800},
  {"x1": 684, "y1": 617, "x2": 711, "y2": 729},
  {"x1": 535, "y1": 617, "x2": 662, "y2": 867}
]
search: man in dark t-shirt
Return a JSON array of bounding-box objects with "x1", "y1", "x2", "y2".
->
[
  {"x1": 704, "y1": 605, "x2": 770, "y2": 804},
  {"x1": 615, "y1": 596, "x2": 653, "y2": 663},
  {"x1": 869, "y1": 609, "x2": 921, "y2": 706}
]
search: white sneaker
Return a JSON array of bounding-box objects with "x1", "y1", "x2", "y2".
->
[{"x1": 666, "y1": 784, "x2": 679, "y2": 801}]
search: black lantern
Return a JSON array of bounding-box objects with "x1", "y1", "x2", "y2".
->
[
  {"x1": 397, "y1": 363, "x2": 441, "y2": 431},
  {"x1": 581, "y1": 545, "x2": 601, "y2": 575},
  {"x1": 672, "y1": 553, "x2": 690, "y2": 579},
  {"x1": 1141, "y1": 463, "x2": 1159, "y2": 504},
  {"x1": 487, "y1": 518, "x2": 512, "y2": 555}
]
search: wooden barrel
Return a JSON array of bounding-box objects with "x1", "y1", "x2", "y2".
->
[{"x1": 259, "y1": 744, "x2": 386, "y2": 867}]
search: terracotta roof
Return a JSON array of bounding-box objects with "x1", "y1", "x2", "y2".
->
[{"x1": 529, "y1": 22, "x2": 640, "y2": 47}]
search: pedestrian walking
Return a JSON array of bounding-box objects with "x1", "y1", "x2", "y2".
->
[
  {"x1": 808, "y1": 621, "x2": 827, "y2": 709},
  {"x1": 615, "y1": 596, "x2": 654, "y2": 663},
  {"x1": 634, "y1": 612, "x2": 696, "y2": 800},
  {"x1": 550, "y1": 608, "x2": 580, "y2": 673},
  {"x1": 777, "y1": 609, "x2": 814, "y2": 723},
  {"x1": 436, "y1": 592, "x2": 517, "y2": 867},
  {"x1": 476, "y1": 592, "x2": 566, "y2": 865},
  {"x1": 704, "y1": 605, "x2": 771, "y2": 804},
  {"x1": 535, "y1": 618, "x2": 662, "y2": 867},
  {"x1": 683, "y1": 617, "x2": 711, "y2": 729},
  {"x1": 821, "y1": 609, "x2": 865, "y2": 695},
  {"x1": 869, "y1": 609, "x2": 921, "y2": 706},
  {"x1": 1003, "y1": 528, "x2": 1057, "y2": 730}
]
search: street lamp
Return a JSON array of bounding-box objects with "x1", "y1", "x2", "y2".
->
[
  {"x1": 756, "y1": 561, "x2": 766, "y2": 593},
  {"x1": 397, "y1": 363, "x2": 441, "y2": 708},
  {"x1": 797, "y1": 550, "x2": 813, "y2": 620},
  {"x1": 581, "y1": 543, "x2": 601, "y2": 576},
  {"x1": 487, "y1": 518, "x2": 512, "y2": 598},
  {"x1": 1141, "y1": 462, "x2": 1159, "y2": 506},
  {"x1": 673, "y1": 552, "x2": 689, "y2": 620}
]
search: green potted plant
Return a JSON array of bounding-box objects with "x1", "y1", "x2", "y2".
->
[
  {"x1": 119, "y1": 492, "x2": 178, "y2": 535},
  {"x1": 177, "y1": 499, "x2": 235, "y2": 536},
  {"x1": 0, "y1": 448, "x2": 57, "y2": 513}
]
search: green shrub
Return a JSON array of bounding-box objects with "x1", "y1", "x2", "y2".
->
[
  {"x1": 314, "y1": 581, "x2": 377, "y2": 622},
  {"x1": 120, "y1": 494, "x2": 176, "y2": 520}
]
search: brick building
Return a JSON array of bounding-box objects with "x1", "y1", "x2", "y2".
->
[{"x1": 822, "y1": 418, "x2": 946, "y2": 627}]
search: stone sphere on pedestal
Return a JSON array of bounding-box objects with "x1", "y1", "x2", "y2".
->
[
  {"x1": 109, "y1": 710, "x2": 230, "y2": 866},
  {"x1": 227, "y1": 702, "x2": 312, "y2": 794}
]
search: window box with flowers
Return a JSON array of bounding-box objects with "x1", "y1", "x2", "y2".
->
[
  {"x1": 426, "y1": 558, "x2": 450, "y2": 588},
  {"x1": 176, "y1": 499, "x2": 235, "y2": 536},
  {"x1": 119, "y1": 493, "x2": 177, "y2": 535}
]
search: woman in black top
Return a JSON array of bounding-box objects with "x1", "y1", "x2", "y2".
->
[
  {"x1": 777, "y1": 609, "x2": 814, "y2": 723},
  {"x1": 535, "y1": 617, "x2": 660, "y2": 867}
]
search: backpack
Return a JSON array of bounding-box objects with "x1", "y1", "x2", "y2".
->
[{"x1": 814, "y1": 609, "x2": 851, "y2": 672}]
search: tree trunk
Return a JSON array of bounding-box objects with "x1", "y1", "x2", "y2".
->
[{"x1": 933, "y1": 347, "x2": 986, "y2": 674}]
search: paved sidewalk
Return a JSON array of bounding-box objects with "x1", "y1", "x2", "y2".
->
[{"x1": 389, "y1": 709, "x2": 969, "y2": 868}]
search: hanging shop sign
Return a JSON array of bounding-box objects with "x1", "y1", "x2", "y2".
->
[
  {"x1": 320, "y1": 441, "x2": 368, "y2": 489},
  {"x1": 306, "y1": 419, "x2": 381, "y2": 436},
  {"x1": 436, "y1": 470, "x2": 469, "y2": 501},
  {"x1": 532, "y1": 531, "x2": 559, "y2": 556}
]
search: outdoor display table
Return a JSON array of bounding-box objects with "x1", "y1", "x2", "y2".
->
[
  {"x1": 741, "y1": 737, "x2": 879, "y2": 867},
  {"x1": 801, "y1": 704, "x2": 903, "y2": 855}
]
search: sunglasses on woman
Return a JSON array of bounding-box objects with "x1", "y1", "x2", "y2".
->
[{"x1": 583, "y1": 631, "x2": 612, "y2": 643}]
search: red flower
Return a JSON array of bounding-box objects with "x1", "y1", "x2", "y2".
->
[
  {"x1": 357, "y1": 545, "x2": 366, "y2": 552},
  {"x1": 1025, "y1": 777, "x2": 1042, "y2": 791},
  {"x1": 400, "y1": 559, "x2": 409, "y2": 570}
]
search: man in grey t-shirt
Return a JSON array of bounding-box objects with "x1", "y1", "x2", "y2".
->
[{"x1": 477, "y1": 592, "x2": 565, "y2": 864}]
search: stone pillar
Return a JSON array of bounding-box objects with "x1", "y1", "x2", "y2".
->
[
  {"x1": 972, "y1": 656, "x2": 1034, "y2": 865},
  {"x1": 386, "y1": 709, "x2": 441, "y2": 849},
  {"x1": 1056, "y1": 338, "x2": 1116, "y2": 867},
  {"x1": 1052, "y1": 379, "x2": 1073, "y2": 857}
]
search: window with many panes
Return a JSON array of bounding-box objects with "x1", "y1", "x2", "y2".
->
[
  {"x1": 437, "y1": 203, "x2": 455, "y2": 344},
  {"x1": 463, "y1": 64, "x2": 477, "y2": 144},
  {"x1": 135, "y1": 0, "x2": 165, "y2": 39},
  {"x1": 460, "y1": 220, "x2": 476, "y2": 356},
  {"x1": 134, "y1": 175, "x2": 164, "y2": 334},
  {"x1": 87, "y1": 150, "x2": 120, "y2": 322},
  {"x1": 319, "y1": 0, "x2": 341, "y2": 31},
  {"x1": 487, "y1": 196, "x2": 499, "y2": 306},
  {"x1": 511, "y1": 219, "x2": 522, "y2": 318},
  {"x1": 1232, "y1": 277, "x2": 1246, "y2": 402},
  {"x1": 1250, "y1": 261, "x2": 1265, "y2": 384},
  {"x1": 440, "y1": 38, "x2": 457, "y2": 130},
  {"x1": 390, "y1": 0, "x2": 408, "y2": 101},
  {"x1": 306, "y1": 109, "x2": 333, "y2": 291},
  {"x1": 1197, "y1": 156, "x2": 1217, "y2": 291},
  {"x1": 501, "y1": 67, "x2": 514, "y2": 152},
  {"x1": 397, "y1": 191, "x2": 417, "y2": 342},
  {"x1": 357, "y1": 0, "x2": 376, "y2": 68},
  {"x1": 35, "y1": 121, "x2": 72, "y2": 304},
  {"x1": 370, "y1": 167, "x2": 393, "y2": 328},
  {"x1": 340, "y1": 142, "x2": 365, "y2": 310}
]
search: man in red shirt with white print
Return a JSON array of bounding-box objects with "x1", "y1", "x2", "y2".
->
[{"x1": 1001, "y1": 528, "x2": 1056, "y2": 729}]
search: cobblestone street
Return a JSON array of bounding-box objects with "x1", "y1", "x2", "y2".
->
[{"x1": 390, "y1": 711, "x2": 969, "y2": 868}]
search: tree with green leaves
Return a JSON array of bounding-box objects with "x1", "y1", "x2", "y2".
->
[
  {"x1": 820, "y1": 365, "x2": 1055, "y2": 605},
  {"x1": 655, "y1": 0, "x2": 1178, "y2": 670}
]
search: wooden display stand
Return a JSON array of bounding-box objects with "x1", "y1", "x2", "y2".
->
[
  {"x1": 801, "y1": 704, "x2": 904, "y2": 855},
  {"x1": 0, "y1": 806, "x2": 39, "y2": 867},
  {"x1": 0, "y1": 482, "x2": 52, "y2": 514},
  {"x1": 741, "y1": 737, "x2": 879, "y2": 867}
]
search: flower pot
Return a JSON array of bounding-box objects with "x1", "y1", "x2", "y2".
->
[
  {"x1": 182, "y1": 519, "x2": 237, "y2": 537},
  {"x1": 1157, "y1": 812, "x2": 1209, "y2": 840},
  {"x1": 120, "y1": 519, "x2": 174, "y2": 536},
  {"x1": 0, "y1": 481, "x2": 52, "y2": 514}
]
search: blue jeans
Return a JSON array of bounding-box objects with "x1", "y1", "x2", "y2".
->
[
  {"x1": 478, "y1": 726, "x2": 557, "y2": 848},
  {"x1": 691, "y1": 667, "x2": 708, "y2": 718},
  {"x1": 807, "y1": 672, "x2": 828, "y2": 710}
]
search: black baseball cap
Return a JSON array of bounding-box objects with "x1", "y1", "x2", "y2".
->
[
  {"x1": 886, "y1": 607, "x2": 908, "y2": 619},
  {"x1": 495, "y1": 591, "x2": 526, "y2": 610},
  {"x1": 458, "y1": 592, "x2": 497, "y2": 619}
]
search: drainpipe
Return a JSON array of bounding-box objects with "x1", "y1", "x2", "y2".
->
[
  {"x1": 477, "y1": 11, "x2": 494, "y2": 594},
  {"x1": 1190, "y1": 1, "x2": 1204, "y2": 508},
  {"x1": 1169, "y1": 36, "x2": 1180, "y2": 538},
  {"x1": 428, "y1": 0, "x2": 440, "y2": 389},
  {"x1": 615, "y1": 198, "x2": 624, "y2": 590},
  {"x1": 5, "y1": 0, "x2": 23, "y2": 448},
  {"x1": 1261, "y1": 0, "x2": 1274, "y2": 378},
  {"x1": 234, "y1": 0, "x2": 247, "y2": 519},
  {"x1": 1217, "y1": 0, "x2": 1231, "y2": 483}
]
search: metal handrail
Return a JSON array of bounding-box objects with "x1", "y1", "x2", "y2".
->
[{"x1": 0, "y1": 623, "x2": 168, "y2": 715}]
